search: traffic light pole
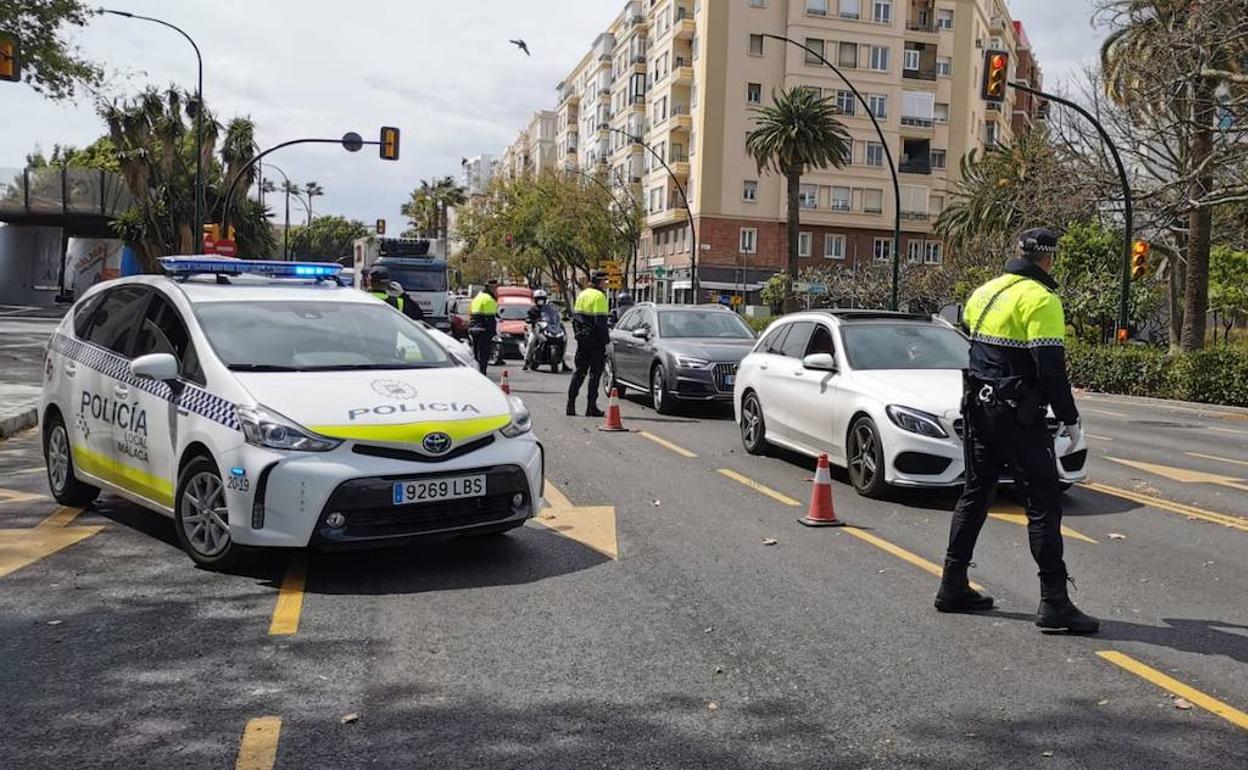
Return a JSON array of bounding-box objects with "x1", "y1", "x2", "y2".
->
[{"x1": 1009, "y1": 80, "x2": 1134, "y2": 341}]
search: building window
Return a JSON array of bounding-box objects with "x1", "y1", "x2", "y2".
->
[
  {"x1": 931, "y1": 194, "x2": 944, "y2": 215},
  {"x1": 650, "y1": 187, "x2": 664, "y2": 213},
  {"x1": 868, "y1": 94, "x2": 887, "y2": 118},
  {"x1": 748, "y1": 34, "x2": 765, "y2": 55},
  {"x1": 863, "y1": 188, "x2": 883, "y2": 213},
  {"x1": 824, "y1": 234, "x2": 846, "y2": 259},
  {"x1": 740, "y1": 228, "x2": 758, "y2": 253},
  {"x1": 749, "y1": 0, "x2": 766, "y2": 6},
  {"x1": 936, "y1": 9, "x2": 954, "y2": 29},
  {"x1": 806, "y1": 0, "x2": 828, "y2": 15},
  {"x1": 925, "y1": 241, "x2": 943, "y2": 265},
  {"x1": 798, "y1": 232, "x2": 812, "y2": 258},
  {"x1": 799, "y1": 183, "x2": 819, "y2": 208},
  {"x1": 804, "y1": 38, "x2": 825, "y2": 65},
  {"x1": 836, "y1": 90, "x2": 855, "y2": 116},
  {"x1": 830, "y1": 186, "x2": 851, "y2": 211},
  {"x1": 869, "y1": 45, "x2": 889, "y2": 71},
  {"x1": 838, "y1": 41, "x2": 858, "y2": 68},
  {"x1": 907, "y1": 239, "x2": 924, "y2": 263},
  {"x1": 866, "y1": 142, "x2": 885, "y2": 167},
  {"x1": 873, "y1": 238, "x2": 893, "y2": 261},
  {"x1": 934, "y1": 102, "x2": 950, "y2": 123},
  {"x1": 901, "y1": 184, "x2": 929, "y2": 218},
  {"x1": 747, "y1": 82, "x2": 762, "y2": 104},
  {"x1": 872, "y1": 0, "x2": 891, "y2": 24},
  {"x1": 930, "y1": 149, "x2": 946, "y2": 169},
  {"x1": 936, "y1": 57, "x2": 952, "y2": 77},
  {"x1": 903, "y1": 49, "x2": 920, "y2": 71},
  {"x1": 743, "y1": 179, "x2": 758, "y2": 201},
  {"x1": 840, "y1": 0, "x2": 861, "y2": 18}
]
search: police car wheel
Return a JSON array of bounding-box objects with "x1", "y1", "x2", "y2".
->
[
  {"x1": 43, "y1": 412, "x2": 100, "y2": 506},
  {"x1": 651, "y1": 364, "x2": 675, "y2": 415},
  {"x1": 847, "y1": 417, "x2": 888, "y2": 498},
  {"x1": 175, "y1": 456, "x2": 242, "y2": 570}
]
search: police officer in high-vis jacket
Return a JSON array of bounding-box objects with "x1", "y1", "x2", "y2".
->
[
  {"x1": 567, "y1": 271, "x2": 610, "y2": 417},
  {"x1": 468, "y1": 280, "x2": 500, "y2": 376},
  {"x1": 935, "y1": 227, "x2": 1098, "y2": 634}
]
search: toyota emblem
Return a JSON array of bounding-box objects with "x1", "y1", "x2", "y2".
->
[{"x1": 422, "y1": 432, "x2": 453, "y2": 455}]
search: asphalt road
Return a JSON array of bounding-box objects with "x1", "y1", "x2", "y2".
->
[{"x1": 1, "y1": 362, "x2": 1246, "y2": 769}]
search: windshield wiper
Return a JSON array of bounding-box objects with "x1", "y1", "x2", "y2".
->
[
  {"x1": 299, "y1": 363, "x2": 444, "y2": 372},
  {"x1": 227, "y1": 364, "x2": 305, "y2": 372}
]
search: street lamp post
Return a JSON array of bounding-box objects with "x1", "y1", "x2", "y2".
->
[
  {"x1": 762, "y1": 34, "x2": 903, "y2": 311},
  {"x1": 607, "y1": 127, "x2": 698, "y2": 302},
  {"x1": 567, "y1": 165, "x2": 641, "y2": 291},
  {"x1": 263, "y1": 163, "x2": 297, "y2": 260},
  {"x1": 101, "y1": 9, "x2": 205, "y2": 241}
]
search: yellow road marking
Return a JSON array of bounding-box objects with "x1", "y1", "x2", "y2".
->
[
  {"x1": 1084, "y1": 408, "x2": 1128, "y2": 418},
  {"x1": 1187, "y1": 452, "x2": 1248, "y2": 468},
  {"x1": 0, "y1": 506, "x2": 102, "y2": 580},
  {"x1": 1097, "y1": 651, "x2": 1248, "y2": 732},
  {"x1": 717, "y1": 469, "x2": 802, "y2": 507},
  {"x1": 1106, "y1": 457, "x2": 1248, "y2": 493},
  {"x1": 844, "y1": 527, "x2": 986, "y2": 592},
  {"x1": 1083, "y1": 482, "x2": 1248, "y2": 532},
  {"x1": 988, "y1": 511, "x2": 1099, "y2": 544},
  {"x1": 36, "y1": 506, "x2": 83, "y2": 529},
  {"x1": 536, "y1": 481, "x2": 618, "y2": 560},
  {"x1": 235, "y1": 716, "x2": 282, "y2": 770},
  {"x1": 0, "y1": 487, "x2": 48, "y2": 504},
  {"x1": 268, "y1": 554, "x2": 308, "y2": 636},
  {"x1": 1086, "y1": 434, "x2": 1114, "y2": 442},
  {"x1": 1210, "y1": 426, "x2": 1248, "y2": 435},
  {"x1": 638, "y1": 430, "x2": 698, "y2": 459}
]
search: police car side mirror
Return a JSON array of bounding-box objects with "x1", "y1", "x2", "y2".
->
[{"x1": 131, "y1": 352, "x2": 179, "y2": 381}]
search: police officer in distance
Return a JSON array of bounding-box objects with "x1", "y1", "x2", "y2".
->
[
  {"x1": 468, "y1": 280, "x2": 500, "y2": 376},
  {"x1": 567, "y1": 271, "x2": 611, "y2": 417},
  {"x1": 367, "y1": 268, "x2": 423, "y2": 322},
  {"x1": 935, "y1": 227, "x2": 1098, "y2": 634}
]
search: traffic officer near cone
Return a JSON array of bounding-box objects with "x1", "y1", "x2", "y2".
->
[
  {"x1": 935, "y1": 227, "x2": 1098, "y2": 634},
  {"x1": 567, "y1": 270, "x2": 611, "y2": 417},
  {"x1": 468, "y1": 280, "x2": 500, "y2": 376}
]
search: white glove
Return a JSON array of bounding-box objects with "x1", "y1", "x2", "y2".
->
[{"x1": 1060, "y1": 420, "x2": 1083, "y2": 447}]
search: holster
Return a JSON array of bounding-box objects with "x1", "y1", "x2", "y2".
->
[{"x1": 964, "y1": 372, "x2": 1045, "y2": 426}]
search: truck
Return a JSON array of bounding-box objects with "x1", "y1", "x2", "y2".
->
[{"x1": 352, "y1": 237, "x2": 453, "y2": 332}]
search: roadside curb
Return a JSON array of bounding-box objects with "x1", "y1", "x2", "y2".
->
[
  {"x1": 0, "y1": 409, "x2": 38, "y2": 440},
  {"x1": 1077, "y1": 389, "x2": 1248, "y2": 417}
]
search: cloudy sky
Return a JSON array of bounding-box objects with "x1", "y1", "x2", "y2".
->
[{"x1": 6, "y1": 0, "x2": 1104, "y2": 231}]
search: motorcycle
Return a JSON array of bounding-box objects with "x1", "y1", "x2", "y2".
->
[{"x1": 523, "y1": 312, "x2": 567, "y2": 373}]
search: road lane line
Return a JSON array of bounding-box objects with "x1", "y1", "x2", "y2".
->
[
  {"x1": 1086, "y1": 434, "x2": 1114, "y2": 442},
  {"x1": 538, "y1": 481, "x2": 619, "y2": 560},
  {"x1": 34, "y1": 506, "x2": 82, "y2": 529},
  {"x1": 235, "y1": 716, "x2": 282, "y2": 770},
  {"x1": 843, "y1": 527, "x2": 986, "y2": 592},
  {"x1": 1084, "y1": 408, "x2": 1128, "y2": 418},
  {"x1": 1097, "y1": 651, "x2": 1248, "y2": 732},
  {"x1": 1187, "y1": 452, "x2": 1248, "y2": 468},
  {"x1": 716, "y1": 469, "x2": 802, "y2": 506},
  {"x1": 987, "y1": 512, "x2": 1098, "y2": 544},
  {"x1": 1082, "y1": 482, "x2": 1248, "y2": 532},
  {"x1": 1210, "y1": 426, "x2": 1248, "y2": 435},
  {"x1": 1106, "y1": 457, "x2": 1248, "y2": 494},
  {"x1": 0, "y1": 487, "x2": 49, "y2": 504},
  {"x1": 638, "y1": 430, "x2": 698, "y2": 459},
  {"x1": 268, "y1": 554, "x2": 308, "y2": 636}
]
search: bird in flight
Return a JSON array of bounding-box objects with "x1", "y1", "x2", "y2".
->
[{"x1": 509, "y1": 39, "x2": 531, "y2": 56}]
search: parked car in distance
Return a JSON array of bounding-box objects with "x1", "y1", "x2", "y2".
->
[
  {"x1": 732, "y1": 310, "x2": 1089, "y2": 498},
  {"x1": 449, "y1": 295, "x2": 471, "y2": 340},
  {"x1": 604, "y1": 303, "x2": 756, "y2": 414}
]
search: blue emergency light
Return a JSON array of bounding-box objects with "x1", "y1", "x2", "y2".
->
[{"x1": 160, "y1": 257, "x2": 342, "y2": 279}]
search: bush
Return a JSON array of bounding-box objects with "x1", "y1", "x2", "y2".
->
[
  {"x1": 1067, "y1": 341, "x2": 1248, "y2": 407},
  {"x1": 744, "y1": 315, "x2": 775, "y2": 334}
]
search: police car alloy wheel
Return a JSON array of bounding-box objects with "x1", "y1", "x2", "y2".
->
[
  {"x1": 176, "y1": 455, "x2": 240, "y2": 569},
  {"x1": 43, "y1": 412, "x2": 100, "y2": 506}
]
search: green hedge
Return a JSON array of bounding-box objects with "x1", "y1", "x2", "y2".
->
[
  {"x1": 1067, "y1": 341, "x2": 1248, "y2": 407},
  {"x1": 744, "y1": 315, "x2": 775, "y2": 334}
]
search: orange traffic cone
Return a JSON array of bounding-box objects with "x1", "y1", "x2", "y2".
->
[
  {"x1": 500, "y1": 370, "x2": 511, "y2": 395},
  {"x1": 799, "y1": 453, "x2": 844, "y2": 527},
  {"x1": 598, "y1": 388, "x2": 628, "y2": 432}
]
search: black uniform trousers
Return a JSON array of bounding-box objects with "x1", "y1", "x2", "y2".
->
[
  {"x1": 945, "y1": 399, "x2": 1068, "y2": 596},
  {"x1": 567, "y1": 342, "x2": 605, "y2": 409},
  {"x1": 469, "y1": 330, "x2": 491, "y2": 375}
]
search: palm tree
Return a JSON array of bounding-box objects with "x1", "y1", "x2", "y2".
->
[
  {"x1": 746, "y1": 87, "x2": 851, "y2": 308},
  {"x1": 433, "y1": 175, "x2": 468, "y2": 241},
  {"x1": 303, "y1": 181, "x2": 324, "y2": 226},
  {"x1": 401, "y1": 179, "x2": 439, "y2": 237}
]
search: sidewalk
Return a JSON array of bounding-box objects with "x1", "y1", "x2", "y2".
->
[{"x1": 0, "y1": 312, "x2": 64, "y2": 439}]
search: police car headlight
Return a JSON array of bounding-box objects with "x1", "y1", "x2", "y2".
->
[
  {"x1": 885, "y1": 405, "x2": 949, "y2": 439},
  {"x1": 237, "y1": 404, "x2": 341, "y2": 452},
  {"x1": 676, "y1": 356, "x2": 712, "y2": 370},
  {"x1": 500, "y1": 395, "x2": 532, "y2": 437}
]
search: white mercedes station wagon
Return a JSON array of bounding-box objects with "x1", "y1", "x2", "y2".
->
[{"x1": 41, "y1": 258, "x2": 543, "y2": 568}]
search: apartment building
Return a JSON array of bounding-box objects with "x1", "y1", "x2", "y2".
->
[
  {"x1": 499, "y1": 110, "x2": 559, "y2": 181},
  {"x1": 522, "y1": 0, "x2": 1042, "y2": 303},
  {"x1": 462, "y1": 154, "x2": 497, "y2": 199}
]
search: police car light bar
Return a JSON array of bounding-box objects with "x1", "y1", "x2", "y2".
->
[{"x1": 160, "y1": 257, "x2": 342, "y2": 279}]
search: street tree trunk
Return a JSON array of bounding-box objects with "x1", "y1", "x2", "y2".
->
[
  {"x1": 1180, "y1": 85, "x2": 1215, "y2": 351},
  {"x1": 784, "y1": 168, "x2": 802, "y2": 313}
]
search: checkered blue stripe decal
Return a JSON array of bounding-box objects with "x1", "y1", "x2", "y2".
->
[{"x1": 51, "y1": 334, "x2": 241, "y2": 431}]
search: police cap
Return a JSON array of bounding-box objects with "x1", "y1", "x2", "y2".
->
[{"x1": 1019, "y1": 228, "x2": 1059, "y2": 254}]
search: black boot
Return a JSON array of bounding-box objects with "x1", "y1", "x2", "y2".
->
[
  {"x1": 566, "y1": 400, "x2": 577, "y2": 417},
  {"x1": 934, "y1": 563, "x2": 994, "y2": 613},
  {"x1": 585, "y1": 404, "x2": 605, "y2": 418},
  {"x1": 1036, "y1": 573, "x2": 1099, "y2": 634}
]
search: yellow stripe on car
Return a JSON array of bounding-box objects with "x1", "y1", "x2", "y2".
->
[
  {"x1": 309, "y1": 414, "x2": 512, "y2": 444},
  {"x1": 73, "y1": 444, "x2": 174, "y2": 507}
]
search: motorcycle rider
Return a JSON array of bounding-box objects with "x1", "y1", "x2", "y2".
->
[{"x1": 523, "y1": 289, "x2": 549, "y2": 371}]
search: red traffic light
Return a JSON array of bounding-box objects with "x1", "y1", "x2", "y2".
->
[
  {"x1": 0, "y1": 33, "x2": 19, "y2": 83},
  {"x1": 1131, "y1": 240, "x2": 1150, "y2": 280},
  {"x1": 980, "y1": 50, "x2": 1010, "y2": 102},
  {"x1": 379, "y1": 126, "x2": 400, "y2": 161}
]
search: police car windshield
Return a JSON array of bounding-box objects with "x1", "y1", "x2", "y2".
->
[
  {"x1": 658, "y1": 310, "x2": 754, "y2": 339},
  {"x1": 196, "y1": 301, "x2": 452, "y2": 371},
  {"x1": 841, "y1": 323, "x2": 969, "y2": 370}
]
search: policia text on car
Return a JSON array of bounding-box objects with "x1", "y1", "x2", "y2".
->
[
  {"x1": 935, "y1": 227, "x2": 1099, "y2": 635},
  {"x1": 567, "y1": 271, "x2": 610, "y2": 417}
]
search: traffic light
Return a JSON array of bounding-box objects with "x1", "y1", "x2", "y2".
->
[
  {"x1": 1131, "y1": 240, "x2": 1150, "y2": 280},
  {"x1": 0, "y1": 33, "x2": 19, "y2": 83},
  {"x1": 202, "y1": 223, "x2": 221, "y2": 250},
  {"x1": 504, "y1": 233, "x2": 513, "y2": 248},
  {"x1": 981, "y1": 50, "x2": 1010, "y2": 102},
  {"x1": 379, "y1": 126, "x2": 400, "y2": 161},
  {"x1": 376, "y1": 219, "x2": 386, "y2": 235}
]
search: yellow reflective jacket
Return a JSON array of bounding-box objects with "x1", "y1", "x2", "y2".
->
[{"x1": 573, "y1": 287, "x2": 610, "y2": 346}]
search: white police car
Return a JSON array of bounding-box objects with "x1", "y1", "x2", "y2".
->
[{"x1": 40, "y1": 258, "x2": 543, "y2": 569}]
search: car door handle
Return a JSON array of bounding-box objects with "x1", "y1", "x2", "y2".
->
[
  {"x1": 64, "y1": 362, "x2": 77, "y2": 377},
  {"x1": 114, "y1": 385, "x2": 129, "y2": 400},
  {"x1": 760, "y1": 362, "x2": 769, "y2": 370},
  {"x1": 793, "y1": 370, "x2": 805, "y2": 376}
]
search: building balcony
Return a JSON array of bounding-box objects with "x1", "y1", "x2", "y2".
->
[
  {"x1": 670, "y1": 159, "x2": 690, "y2": 177},
  {"x1": 674, "y1": 17, "x2": 695, "y2": 40},
  {"x1": 903, "y1": 67, "x2": 937, "y2": 82},
  {"x1": 900, "y1": 116, "x2": 935, "y2": 131},
  {"x1": 906, "y1": 21, "x2": 937, "y2": 34},
  {"x1": 673, "y1": 65, "x2": 694, "y2": 86},
  {"x1": 899, "y1": 161, "x2": 931, "y2": 175},
  {"x1": 900, "y1": 211, "x2": 930, "y2": 221},
  {"x1": 646, "y1": 207, "x2": 686, "y2": 227}
]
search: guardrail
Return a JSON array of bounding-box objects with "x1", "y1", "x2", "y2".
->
[{"x1": 0, "y1": 166, "x2": 132, "y2": 219}]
